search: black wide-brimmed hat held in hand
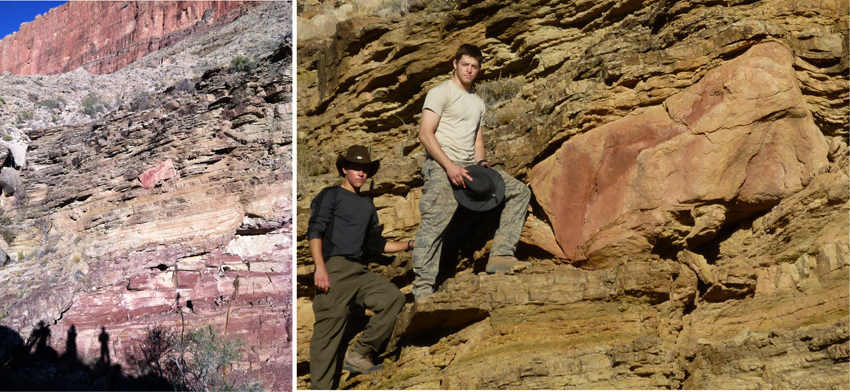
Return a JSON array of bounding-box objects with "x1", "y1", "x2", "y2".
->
[{"x1": 452, "y1": 165, "x2": 505, "y2": 212}]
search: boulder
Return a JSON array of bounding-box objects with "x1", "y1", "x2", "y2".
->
[
  {"x1": 7, "y1": 142, "x2": 26, "y2": 169},
  {"x1": 0, "y1": 167, "x2": 21, "y2": 196},
  {"x1": 529, "y1": 42, "x2": 829, "y2": 264}
]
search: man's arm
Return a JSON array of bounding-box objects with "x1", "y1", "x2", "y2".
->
[
  {"x1": 419, "y1": 109, "x2": 473, "y2": 187},
  {"x1": 307, "y1": 188, "x2": 335, "y2": 293},
  {"x1": 309, "y1": 238, "x2": 330, "y2": 293},
  {"x1": 384, "y1": 240, "x2": 414, "y2": 253},
  {"x1": 473, "y1": 126, "x2": 488, "y2": 167}
]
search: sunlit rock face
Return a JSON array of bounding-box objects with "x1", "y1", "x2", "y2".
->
[
  {"x1": 0, "y1": 2, "x2": 293, "y2": 390},
  {"x1": 0, "y1": 1, "x2": 257, "y2": 75},
  {"x1": 296, "y1": 0, "x2": 847, "y2": 388}
]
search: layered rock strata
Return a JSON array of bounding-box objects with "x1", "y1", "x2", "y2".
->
[
  {"x1": 0, "y1": 37, "x2": 292, "y2": 392},
  {"x1": 296, "y1": 0, "x2": 848, "y2": 388},
  {"x1": 0, "y1": 1, "x2": 257, "y2": 75}
]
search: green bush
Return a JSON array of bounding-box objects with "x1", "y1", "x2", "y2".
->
[
  {"x1": 0, "y1": 229, "x2": 14, "y2": 244},
  {"x1": 81, "y1": 92, "x2": 106, "y2": 116},
  {"x1": 3, "y1": 135, "x2": 12, "y2": 141},
  {"x1": 171, "y1": 325, "x2": 256, "y2": 391},
  {"x1": 41, "y1": 99, "x2": 59, "y2": 109},
  {"x1": 231, "y1": 56, "x2": 257, "y2": 73},
  {"x1": 16, "y1": 111, "x2": 33, "y2": 123},
  {"x1": 0, "y1": 97, "x2": 5, "y2": 104}
]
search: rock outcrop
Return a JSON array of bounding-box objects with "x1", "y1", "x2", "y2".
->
[
  {"x1": 530, "y1": 42, "x2": 829, "y2": 265},
  {"x1": 296, "y1": 0, "x2": 847, "y2": 388},
  {"x1": 0, "y1": 2, "x2": 292, "y2": 390},
  {"x1": 0, "y1": 1, "x2": 257, "y2": 75}
]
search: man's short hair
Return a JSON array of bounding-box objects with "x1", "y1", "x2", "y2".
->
[{"x1": 454, "y1": 44, "x2": 483, "y2": 64}]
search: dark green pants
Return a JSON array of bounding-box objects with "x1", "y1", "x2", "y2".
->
[{"x1": 309, "y1": 256, "x2": 405, "y2": 390}]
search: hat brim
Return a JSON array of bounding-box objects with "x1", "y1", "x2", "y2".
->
[
  {"x1": 336, "y1": 155, "x2": 380, "y2": 177},
  {"x1": 452, "y1": 165, "x2": 505, "y2": 212}
]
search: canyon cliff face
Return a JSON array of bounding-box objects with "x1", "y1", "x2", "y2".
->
[
  {"x1": 296, "y1": 0, "x2": 848, "y2": 388},
  {"x1": 0, "y1": 2, "x2": 292, "y2": 390},
  {"x1": 0, "y1": 1, "x2": 256, "y2": 75}
]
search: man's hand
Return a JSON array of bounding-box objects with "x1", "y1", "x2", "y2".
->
[
  {"x1": 446, "y1": 162, "x2": 473, "y2": 187},
  {"x1": 314, "y1": 265, "x2": 330, "y2": 293}
]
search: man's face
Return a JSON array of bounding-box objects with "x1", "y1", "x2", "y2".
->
[
  {"x1": 343, "y1": 163, "x2": 369, "y2": 188},
  {"x1": 453, "y1": 54, "x2": 481, "y2": 86}
]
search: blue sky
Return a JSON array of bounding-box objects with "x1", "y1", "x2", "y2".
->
[{"x1": 0, "y1": 1, "x2": 67, "y2": 40}]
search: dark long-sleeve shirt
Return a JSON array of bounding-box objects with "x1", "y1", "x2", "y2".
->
[{"x1": 307, "y1": 185, "x2": 387, "y2": 261}]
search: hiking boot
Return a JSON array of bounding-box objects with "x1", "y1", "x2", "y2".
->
[
  {"x1": 343, "y1": 350, "x2": 384, "y2": 374},
  {"x1": 485, "y1": 255, "x2": 531, "y2": 274}
]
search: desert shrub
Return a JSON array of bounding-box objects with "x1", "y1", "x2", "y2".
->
[
  {"x1": 16, "y1": 111, "x2": 33, "y2": 123},
  {"x1": 489, "y1": 100, "x2": 533, "y2": 127},
  {"x1": 230, "y1": 56, "x2": 257, "y2": 73},
  {"x1": 476, "y1": 76, "x2": 523, "y2": 107},
  {"x1": 40, "y1": 99, "x2": 59, "y2": 109},
  {"x1": 171, "y1": 325, "x2": 258, "y2": 392},
  {"x1": 27, "y1": 93, "x2": 39, "y2": 102},
  {"x1": 0, "y1": 227, "x2": 14, "y2": 244},
  {"x1": 2, "y1": 135, "x2": 12, "y2": 141},
  {"x1": 131, "y1": 90, "x2": 157, "y2": 112},
  {"x1": 0, "y1": 97, "x2": 5, "y2": 104},
  {"x1": 422, "y1": 0, "x2": 456, "y2": 12},
  {"x1": 81, "y1": 92, "x2": 106, "y2": 116},
  {"x1": 378, "y1": 0, "x2": 410, "y2": 16},
  {"x1": 174, "y1": 79, "x2": 195, "y2": 94}
]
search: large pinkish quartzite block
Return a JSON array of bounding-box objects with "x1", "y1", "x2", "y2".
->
[{"x1": 529, "y1": 42, "x2": 828, "y2": 266}]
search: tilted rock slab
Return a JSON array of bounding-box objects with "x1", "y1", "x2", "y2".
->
[{"x1": 529, "y1": 42, "x2": 828, "y2": 266}]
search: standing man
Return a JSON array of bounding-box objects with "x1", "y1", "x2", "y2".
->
[
  {"x1": 308, "y1": 145, "x2": 413, "y2": 390},
  {"x1": 413, "y1": 44, "x2": 531, "y2": 301}
]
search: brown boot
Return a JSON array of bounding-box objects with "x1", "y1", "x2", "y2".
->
[
  {"x1": 485, "y1": 255, "x2": 531, "y2": 274},
  {"x1": 343, "y1": 350, "x2": 384, "y2": 374}
]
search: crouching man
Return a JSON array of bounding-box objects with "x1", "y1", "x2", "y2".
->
[{"x1": 308, "y1": 145, "x2": 414, "y2": 390}]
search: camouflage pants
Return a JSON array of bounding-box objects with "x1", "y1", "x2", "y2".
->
[{"x1": 412, "y1": 158, "x2": 530, "y2": 300}]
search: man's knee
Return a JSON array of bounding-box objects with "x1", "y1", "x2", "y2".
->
[
  {"x1": 384, "y1": 288, "x2": 405, "y2": 312},
  {"x1": 375, "y1": 287, "x2": 405, "y2": 315}
]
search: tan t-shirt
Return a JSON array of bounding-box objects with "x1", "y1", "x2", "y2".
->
[{"x1": 422, "y1": 80, "x2": 486, "y2": 163}]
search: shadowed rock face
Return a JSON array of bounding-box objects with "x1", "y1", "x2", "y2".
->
[
  {"x1": 296, "y1": 0, "x2": 847, "y2": 388},
  {"x1": 0, "y1": 1, "x2": 257, "y2": 75},
  {"x1": 0, "y1": 3, "x2": 293, "y2": 390}
]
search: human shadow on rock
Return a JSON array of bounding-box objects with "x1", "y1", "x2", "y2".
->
[{"x1": 0, "y1": 324, "x2": 173, "y2": 391}]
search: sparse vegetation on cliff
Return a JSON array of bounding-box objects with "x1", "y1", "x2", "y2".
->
[
  {"x1": 134, "y1": 325, "x2": 260, "y2": 392},
  {"x1": 81, "y1": 92, "x2": 106, "y2": 116},
  {"x1": 231, "y1": 56, "x2": 257, "y2": 73},
  {"x1": 15, "y1": 111, "x2": 33, "y2": 123},
  {"x1": 475, "y1": 76, "x2": 523, "y2": 107},
  {"x1": 0, "y1": 213, "x2": 15, "y2": 245}
]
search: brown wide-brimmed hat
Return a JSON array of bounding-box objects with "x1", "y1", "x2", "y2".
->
[
  {"x1": 452, "y1": 165, "x2": 505, "y2": 212},
  {"x1": 335, "y1": 145, "x2": 380, "y2": 177}
]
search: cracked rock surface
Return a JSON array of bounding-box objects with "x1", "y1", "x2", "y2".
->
[{"x1": 296, "y1": 0, "x2": 847, "y2": 388}]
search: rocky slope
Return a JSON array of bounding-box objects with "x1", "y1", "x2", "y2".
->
[
  {"x1": 0, "y1": 1, "x2": 256, "y2": 76},
  {"x1": 0, "y1": 1, "x2": 292, "y2": 390},
  {"x1": 296, "y1": 0, "x2": 848, "y2": 388}
]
